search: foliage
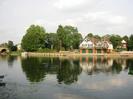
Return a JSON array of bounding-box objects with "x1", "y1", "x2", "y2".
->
[
  {"x1": 8, "y1": 41, "x2": 14, "y2": 51},
  {"x1": 7, "y1": 41, "x2": 17, "y2": 51},
  {"x1": 72, "y1": 33, "x2": 83, "y2": 49},
  {"x1": 37, "y1": 48, "x2": 56, "y2": 53},
  {"x1": 86, "y1": 33, "x2": 93, "y2": 38},
  {"x1": 21, "y1": 25, "x2": 45, "y2": 51},
  {"x1": 110, "y1": 35, "x2": 122, "y2": 49},
  {"x1": 122, "y1": 35, "x2": 128, "y2": 42},
  {"x1": 20, "y1": 24, "x2": 133, "y2": 52},
  {"x1": 57, "y1": 25, "x2": 83, "y2": 50},
  {"x1": 44, "y1": 33, "x2": 60, "y2": 50},
  {"x1": 128, "y1": 35, "x2": 133, "y2": 51},
  {"x1": 85, "y1": 33, "x2": 101, "y2": 42}
]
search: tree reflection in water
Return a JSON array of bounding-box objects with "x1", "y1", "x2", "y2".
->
[
  {"x1": 21, "y1": 56, "x2": 132, "y2": 84},
  {"x1": 7, "y1": 56, "x2": 17, "y2": 67},
  {"x1": 57, "y1": 59, "x2": 82, "y2": 85},
  {"x1": 21, "y1": 57, "x2": 82, "y2": 84},
  {"x1": 127, "y1": 59, "x2": 133, "y2": 75},
  {"x1": 21, "y1": 57, "x2": 46, "y2": 82}
]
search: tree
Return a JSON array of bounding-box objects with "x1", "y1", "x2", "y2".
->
[
  {"x1": 57, "y1": 25, "x2": 82, "y2": 50},
  {"x1": 110, "y1": 35, "x2": 122, "y2": 49},
  {"x1": 21, "y1": 25, "x2": 46, "y2": 51},
  {"x1": 86, "y1": 33, "x2": 93, "y2": 38},
  {"x1": 122, "y1": 35, "x2": 128, "y2": 42},
  {"x1": 72, "y1": 33, "x2": 83, "y2": 49},
  {"x1": 57, "y1": 25, "x2": 65, "y2": 50},
  {"x1": 8, "y1": 41, "x2": 14, "y2": 51},
  {"x1": 44, "y1": 33, "x2": 60, "y2": 50},
  {"x1": 128, "y1": 35, "x2": 133, "y2": 51},
  {"x1": 7, "y1": 41, "x2": 17, "y2": 51}
]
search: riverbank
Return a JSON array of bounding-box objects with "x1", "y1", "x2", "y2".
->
[
  {"x1": 21, "y1": 51, "x2": 133, "y2": 58},
  {"x1": 9, "y1": 51, "x2": 21, "y2": 56}
]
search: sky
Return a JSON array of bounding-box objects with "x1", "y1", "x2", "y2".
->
[{"x1": 0, "y1": 0, "x2": 133, "y2": 43}]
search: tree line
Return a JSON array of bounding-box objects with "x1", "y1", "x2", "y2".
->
[
  {"x1": 21, "y1": 24, "x2": 133, "y2": 52},
  {"x1": 21, "y1": 25, "x2": 83, "y2": 52},
  {"x1": 85, "y1": 33, "x2": 133, "y2": 51}
]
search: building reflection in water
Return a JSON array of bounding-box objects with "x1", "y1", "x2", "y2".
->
[{"x1": 79, "y1": 56, "x2": 128, "y2": 75}]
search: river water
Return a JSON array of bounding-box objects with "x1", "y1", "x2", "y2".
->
[{"x1": 0, "y1": 56, "x2": 133, "y2": 99}]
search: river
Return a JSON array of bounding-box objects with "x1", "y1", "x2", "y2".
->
[{"x1": 0, "y1": 56, "x2": 133, "y2": 99}]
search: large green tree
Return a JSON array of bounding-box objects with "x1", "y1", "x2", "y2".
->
[
  {"x1": 44, "y1": 33, "x2": 60, "y2": 50},
  {"x1": 57, "y1": 25, "x2": 82, "y2": 50},
  {"x1": 128, "y1": 35, "x2": 133, "y2": 51},
  {"x1": 72, "y1": 33, "x2": 83, "y2": 49},
  {"x1": 21, "y1": 25, "x2": 46, "y2": 51},
  {"x1": 110, "y1": 35, "x2": 122, "y2": 49}
]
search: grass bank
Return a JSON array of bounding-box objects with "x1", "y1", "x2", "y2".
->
[
  {"x1": 9, "y1": 51, "x2": 21, "y2": 56},
  {"x1": 21, "y1": 51, "x2": 133, "y2": 58}
]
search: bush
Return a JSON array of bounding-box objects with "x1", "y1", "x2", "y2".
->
[{"x1": 37, "y1": 48, "x2": 56, "y2": 53}]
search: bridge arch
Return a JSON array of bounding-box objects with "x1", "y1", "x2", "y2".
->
[
  {"x1": 0, "y1": 48, "x2": 9, "y2": 54},
  {"x1": 1, "y1": 49, "x2": 7, "y2": 53}
]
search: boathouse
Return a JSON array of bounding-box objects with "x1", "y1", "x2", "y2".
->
[
  {"x1": 79, "y1": 38, "x2": 113, "y2": 54},
  {"x1": 121, "y1": 40, "x2": 127, "y2": 50}
]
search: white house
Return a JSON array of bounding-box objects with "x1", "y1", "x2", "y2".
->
[{"x1": 79, "y1": 38, "x2": 113, "y2": 53}]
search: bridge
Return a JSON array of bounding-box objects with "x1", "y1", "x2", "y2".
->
[{"x1": 0, "y1": 47, "x2": 9, "y2": 54}]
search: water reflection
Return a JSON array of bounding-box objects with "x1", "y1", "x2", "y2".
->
[
  {"x1": 20, "y1": 56, "x2": 133, "y2": 84},
  {"x1": 1, "y1": 56, "x2": 133, "y2": 99},
  {"x1": 80, "y1": 57, "x2": 113, "y2": 75},
  {"x1": 21, "y1": 56, "x2": 133, "y2": 83},
  {"x1": 0, "y1": 75, "x2": 6, "y2": 87},
  {"x1": 7, "y1": 56, "x2": 17, "y2": 67},
  {"x1": 127, "y1": 59, "x2": 133, "y2": 75},
  {"x1": 57, "y1": 59, "x2": 81, "y2": 84},
  {"x1": 21, "y1": 57, "x2": 82, "y2": 84},
  {"x1": 80, "y1": 56, "x2": 129, "y2": 75},
  {"x1": 21, "y1": 57, "x2": 46, "y2": 82}
]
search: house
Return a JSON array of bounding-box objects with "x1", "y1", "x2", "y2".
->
[
  {"x1": 79, "y1": 38, "x2": 113, "y2": 54},
  {"x1": 79, "y1": 38, "x2": 95, "y2": 53},
  {"x1": 121, "y1": 40, "x2": 127, "y2": 50}
]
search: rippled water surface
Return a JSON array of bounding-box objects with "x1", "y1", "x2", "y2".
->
[{"x1": 0, "y1": 56, "x2": 133, "y2": 99}]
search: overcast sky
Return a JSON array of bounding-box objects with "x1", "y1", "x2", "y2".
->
[{"x1": 0, "y1": 0, "x2": 133, "y2": 43}]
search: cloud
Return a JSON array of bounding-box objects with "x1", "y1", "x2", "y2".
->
[
  {"x1": 0, "y1": 0, "x2": 133, "y2": 43},
  {"x1": 54, "y1": 0, "x2": 87, "y2": 9},
  {"x1": 109, "y1": 16, "x2": 126, "y2": 24},
  {"x1": 59, "y1": 11, "x2": 127, "y2": 29},
  {"x1": 84, "y1": 78, "x2": 127, "y2": 91}
]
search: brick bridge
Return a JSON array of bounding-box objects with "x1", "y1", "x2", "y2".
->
[{"x1": 0, "y1": 47, "x2": 9, "y2": 54}]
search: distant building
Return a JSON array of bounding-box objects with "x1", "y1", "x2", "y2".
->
[
  {"x1": 79, "y1": 38, "x2": 113, "y2": 54},
  {"x1": 121, "y1": 40, "x2": 127, "y2": 50}
]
